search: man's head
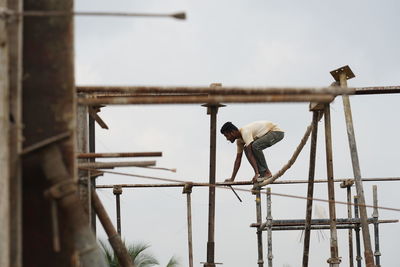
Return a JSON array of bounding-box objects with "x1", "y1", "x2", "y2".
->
[{"x1": 220, "y1": 121, "x2": 239, "y2": 143}]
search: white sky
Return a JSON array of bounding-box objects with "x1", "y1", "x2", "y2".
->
[{"x1": 75, "y1": 1, "x2": 400, "y2": 266}]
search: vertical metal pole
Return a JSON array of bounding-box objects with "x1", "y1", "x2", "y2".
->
[
  {"x1": 183, "y1": 184, "x2": 194, "y2": 267},
  {"x1": 7, "y1": 1, "x2": 23, "y2": 266},
  {"x1": 113, "y1": 185, "x2": 123, "y2": 236},
  {"x1": 205, "y1": 104, "x2": 218, "y2": 267},
  {"x1": 346, "y1": 186, "x2": 354, "y2": 267},
  {"x1": 372, "y1": 185, "x2": 381, "y2": 267},
  {"x1": 302, "y1": 110, "x2": 320, "y2": 267},
  {"x1": 266, "y1": 188, "x2": 273, "y2": 267},
  {"x1": 89, "y1": 115, "x2": 97, "y2": 233},
  {"x1": 354, "y1": 196, "x2": 362, "y2": 267},
  {"x1": 340, "y1": 72, "x2": 375, "y2": 267},
  {"x1": 256, "y1": 191, "x2": 264, "y2": 267},
  {"x1": 0, "y1": 0, "x2": 10, "y2": 264},
  {"x1": 324, "y1": 104, "x2": 341, "y2": 266}
]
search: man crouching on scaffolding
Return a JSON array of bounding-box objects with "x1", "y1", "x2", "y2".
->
[{"x1": 220, "y1": 121, "x2": 284, "y2": 183}]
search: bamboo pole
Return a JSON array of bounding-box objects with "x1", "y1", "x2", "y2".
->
[
  {"x1": 324, "y1": 104, "x2": 341, "y2": 266},
  {"x1": 339, "y1": 70, "x2": 375, "y2": 267},
  {"x1": 302, "y1": 111, "x2": 320, "y2": 267},
  {"x1": 0, "y1": 0, "x2": 10, "y2": 264},
  {"x1": 78, "y1": 94, "x2": 336, "y2": 105}
]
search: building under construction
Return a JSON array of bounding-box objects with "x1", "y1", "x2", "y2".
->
[{"x1": 1, "y1": 1, "x2": 399, "y2": 267}]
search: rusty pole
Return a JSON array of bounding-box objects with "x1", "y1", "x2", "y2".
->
[
  {"x1": 7, "y1": 0, "x2": 23, "y2": 266},
  {"x1": 203, "y1": 83, "x2": 224, "y2": 267},
  {"x1": 92, "y1": 190, "x2": 134, "y2": 267},
  {"x1": 354, "y1": 197, "x2": 362, "y2": 267},
  {"x1": 324, "y1": 104, "x2": 341, "y2": 266},
  {"x1": 372, "y1": 185, "x2": 381, "y2": 267},
  {"x1": 255, "y1": 191, "x2": 264, "y2": 267},
  {"x1": 340, "y1": 180, "x2": 354, "y2": 267},
  {"x1": 302, "y1": 110, "x2": 320, "y2": 267},
  {"x1": 183, "y1": 183, "x2": 194, "y2": 267},
  {"x1": 335, "y1": 66, "x2": 375, "y2": 267},
  {"x1": 89, "y1": 114, "x2": 97, "y2": 233},
  {"x1": 0, "y1": 0, "x2": 10, "y2": 264},
  {"x1": 113, "y1": 185, "x2": 123, "y2": 236},
  {"x1": 266, "y1": 188, "x2": 273, "y2": 267},
  {"x1": 77, "y1": 152, "x2": 162, "y2": 158}
]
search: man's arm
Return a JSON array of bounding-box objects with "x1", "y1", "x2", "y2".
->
[
  {"x1": 244, "y1": 143, "x2": 260, "y2": 182},
  {"x1": 225, "y1": 152, "x2": 242, "y2": 182}
]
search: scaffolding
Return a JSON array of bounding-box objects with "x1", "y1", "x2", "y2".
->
[{"x1": 1, "y1": 0, "x2": 399, "y2": 266}]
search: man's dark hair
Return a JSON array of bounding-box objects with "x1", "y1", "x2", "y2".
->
[{"x1": 220, "y1": 121, "x2": 238, "y2": 134}]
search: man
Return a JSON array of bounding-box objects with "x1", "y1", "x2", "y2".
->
[{"x1": 220, "y1": 121, "x2": 284, "y2": 183}]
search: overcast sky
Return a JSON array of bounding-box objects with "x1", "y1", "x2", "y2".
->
[{"x1": 75, "y1": 1, "x2": 400, "y2": 266}]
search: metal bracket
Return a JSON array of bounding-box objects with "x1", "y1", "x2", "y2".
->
[
  {"x1": 330, "y1": 65, "x2": 355, "y2": 82},
  {"x1": 327, "y1": 257, "x2": 342, "y2": 264},
  {"x1": 340, "y1": 179, "x2": 354, "y2": 188},
  {"x1": 113, "y1": 185, "x2": 123, "y2": 195}
]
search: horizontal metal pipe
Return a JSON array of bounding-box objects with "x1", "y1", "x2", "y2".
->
[
  {"x1": 252, "y1": 219, "x2": 398, "y2": 229},
  {"x1": 95, "y1": 177, "x2": 400, "y2": 188},
  {"x1": 76, "y1": 85, "x2": 355, "y2": 95},
  {"x1": 354, "y1": 86, "x2": 400, "y2": 95},
  {"x1": 78, "y1": 161, "x2": 155, "y2": 169},
  {"x1": 77, "y1": 152, "x2": 162, "y2": 158},
  {"x1": 78, "y1": 94, "x2": 336, "y2": 105}
]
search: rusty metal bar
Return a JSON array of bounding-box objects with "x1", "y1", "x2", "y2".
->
[
  {"x1": 354, "y1": 86, "x2": 400, "y2": 95},
  {"x1": 78, "y1": 152, "x2": 162, "y2": 158},
  {"x1": 78, "y1": 94, "x2": 336, "y2": 105},
  {"x1": 0, "y1": 0, "x2": 10, "y2": 263},
  {"x1": 78, "y1": 160, "x2": 156, "y2": 169},
  {"x1": 372, "y1": 185, "x2": 381, "y2": 267},
  {"x1": 266, "y1": 188, "x2": 273, "y2": 267},
  {"x1": 344, "y1": 183, "x2": 354, "y2": 267},
  {"x1": 302, "y1": 111, "x2": 319, "y2": 267},
  {"x1": 89, "y1": 114, "x2": 97, "y2": 233},
  {"x1": 340, "y1": 71, "x2": 375, "y2": 267},
  {"x1": 95, "y1": 176, "x2": 400, "y2": 188},
  {"x1": 324, "y1": 104, "x2": 341, "y2": 266},
  {"x1": 77, "y1": 85, "x2": 355, "y2": 95},
  {"x1": 268, "y1": 221, "x2": 395, "y2": 231},
  {"x1": 92, "y1": 189, "x2": 134, "y2": 267},
  {"x1": 7, "y1": 0, "x2": 23, "y2": 266},
  {"x1": 113, "y1": 185, "x2": 123, "y2": 236},
  {"x1": 183, "y1": 184, "x2": 194, "y2": 267},
  {"x1": 255, "y1": 191, "x2": 264, "y2": 267},
  {"x1": 354, "y1": 197, "x2": 362, "y2": 267},
  {"x1": 204, "y1": 103, "x2": 219, "y2": 267},
  {"x1": 4, "y1": 10, "x2": 186, "y2": 19},
  {"x1": 253, "y1": 218, "x2": 397, "y2": 228}
]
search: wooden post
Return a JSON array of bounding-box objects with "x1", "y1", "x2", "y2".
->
[
  {"x1": 0, "y1": 0, "x2": 10, "y2": 265},
  {"x1": 266, "y1": 188, "x2": 273, "y2": 267},
  {"x1": 255, "y1": 191, "x2": 264, "y2": 267},
  {"x1": 302, "y1": 110, "x2": 320, "y2": 267},
  {"x1": 331, "y1": 65, "x2": 375, "y2": 267},
  {"x1": 7, "y1": 0, "x2": 23, "y2": 266},
  {"x1": 183, "y1": 183, "x2": 194, "y2": 267},
  {"x1": 324, "y1": 104, "x2": 341, "y2": 266}
]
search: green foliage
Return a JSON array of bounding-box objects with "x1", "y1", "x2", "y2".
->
[{"x1": 99, "y1": 239, "x2": 180, "y2": 267}]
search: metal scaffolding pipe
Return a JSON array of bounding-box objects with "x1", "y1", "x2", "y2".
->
[
  {"x1": 78, "y1": 160, "x2": 156, "y2": 169},
  {"x1": 372, "y1": 186, "x2": 381, "y2": 266},
  {"x1": 266, "y1": 188, "x2": 273, "y2": 267},
  {"x1": 255, "y1": 191, "x2": 264, "y2": 267},
  {"x1": 78, "y1": 94, "x2": 336, "y2": 105},
  {"x1": 95, "y1": 177, "x2": 400, "y2": 188},
  {"x1": 77, "y1": 152, "x2": 162, "y2": 158},
  {"x1": 253, "y1": 218, "x2": 397, "y2": 228},
  {"x1": 302, "y1": 111, "x2": 320, "y2": 267},
  {"x1": 76, "y1": 85, "x2": 355, "y2": 95}
]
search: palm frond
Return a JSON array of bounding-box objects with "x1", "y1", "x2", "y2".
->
[{"x1": 166, "y1": 255, "x2": 180, "y2": 267}]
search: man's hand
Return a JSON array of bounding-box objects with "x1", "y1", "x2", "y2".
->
[{"x1": 224, "y1": 178, "x2": 234, "y2": 183}]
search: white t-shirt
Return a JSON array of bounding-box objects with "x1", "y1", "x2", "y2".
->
[{"x1": 236, "y1": 121, "x2": 283, "y2": 153}]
